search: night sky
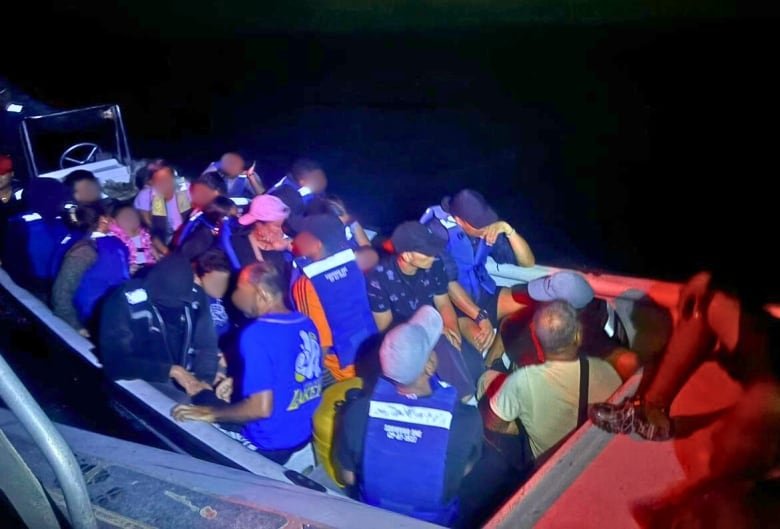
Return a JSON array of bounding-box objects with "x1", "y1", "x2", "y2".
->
[{"x1": 3, "y1": 2, "x2": 777, "y2": 280}]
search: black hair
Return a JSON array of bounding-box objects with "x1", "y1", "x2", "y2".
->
[
  {"x1": 305, "y1": 194, "x2": 347, "y2": 218},
  {"x1": 108, "y1": 200, "x2": 137, "y2": 218},
  {"x1": 194, "y1": 247, "x2": 231, "y2": 276},
  {"x1": 192, "y1": 171, "x2": 227, "y2": 195},
  {"x1": 63, "y1": 169, "x2": 98, "y2": 192},
  {"x1": 290, "y1": 158, "x2": 323, "y2": 183},
  {"x1": 242, "y1": 261, "x2": 286, "y2": 298},
  {"x1": 134, "y1": 159, "x2": 175, "y2": 189},
  {"x1": 73, "y1": 203, "x2": 108, "y2": 232}
]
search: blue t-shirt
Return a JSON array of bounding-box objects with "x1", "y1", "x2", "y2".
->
[{"x1": 239, "y1": 312, "x2": 323, "y2": 450}]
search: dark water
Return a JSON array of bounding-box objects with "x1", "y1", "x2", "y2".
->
[{"x1": 3, "y1": 13, "x2": 777, "y2": 281}]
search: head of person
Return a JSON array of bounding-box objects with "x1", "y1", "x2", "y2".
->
[
  {"x1": 0, "y1": 155, "x2": 14, "y2": 191},
  {"x1": 238, "y1": 194, "x2": 290, "y2": 244},
  {"x1": 292, "y1": 214, "x2": 348, "y2": 261},
  {"x1": 527, "y1": 271, "x2": 595, "y2": 310},
  {"x1": 74, "y1": 202, "x2": 111, "y2": 234},
  {"x1": 391, "y1": 221, "x2": 446, "y2": 271},
  {"x1": 63, "y1": 169, "x2": 102, "y2": 205},
  {"x1": 290, "y1": 158, "x2": 327, "y2": 194},
  {"x1": 442, "y1": 189, "x2": 499, "y2": 237},
  {"x1": 190, "y1": 171, "x2": 227, "y2": 210},
  {"x1": 219, "y1": 152, "x2": 245, "y2": 179},
  {"x1": 111, "y1": 202, "x2": 142, "y2": 236},
  {"x1": 379, "y1": 306, "x2": 443, "y2": 390},
  {"x1": 355, "y1": 246, "x2": 380, "y2": 272},
  {"x1": 204, "y1": 195, "x2": 238, "y2": 223},
  {"x1": 305, "y1": 194, "x2": 349, "y2": 224},
  {"x1": 24, "y1": 177, "x2": 69, "y2": 219},
  {"x1": 147, "y1": 160, "x2": 177, "y2": 199},
  {"x1": 533, "y1": 300, "x2": 582, "y2": 360},
  {"x1": 270, "y1": 184, "x2": 306, "y2": 219},
  {"x1": 143, "y1": 254, "x2": 196, "y2": 308},
  {"x1": 194, "y1": 247, "x2": 231, "y2": 300},
  {"x1": 232, "y1": 261, "x2": 288, "y2": 318}
]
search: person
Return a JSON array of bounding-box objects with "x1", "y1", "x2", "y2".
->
[
  {"x1": 228, "y1": 194, "x2": 293, "y2": 281},
  {"x1": 203, "y1": 152, "x2": 264, "y2": 199},
  {"x1": 133, "y1": 160, "x2": 191, "y2": 250},
  {"x1": 174, "y1": 195, "x2": 239, "y2": 263},
  {"x1": 489, "y1": 271, "x2": 640, "y2": 380},
  {"x1": 305, "y1": 194, "x2": 372, "y2": 248},
  {"x1": 421, "y1": 189, "x2": 535, "y2": 355},
  {"x1": 109, "y1": 202, "x2": 156, "y2": 275},
  {"x1": 63, "y1": 169, "x2": 102, "y2": 206},
  {"x1": 1, "y1": 177, "x2": 70, "y2": 296},
  {"x1": 99, "y1": 255, "x2": 220, "y2": 396},
  {"x1": 0, "y1": 154, "x2": 24, "y2": 261},
  {"x1": 366, "y1": 221, "x2": 482, "y2": 399},
  {"x1": 291, "y1": 214, "x2": 377, "y2": 384},
  {"x1": 52, "y1": 203, "x2": 130, "y2": 335},
  {"x1": 188, "y1": 170, "x2": 227, "y2": 213},
  {"x1": 335, "y1": 306, "x2": 482, "y2": 526},
  {"x1": 173, "y1": 262, "x2": 323, "y2": 465},
  {"x1": 486, "y1": 301, "x2": 622, "y2": 459},
  {"x1": 194, "y1": 247, "x2": 232, "y2": 338},
  {"x1": 270, "y1": 158, "x2": 328, "y2": 205}
]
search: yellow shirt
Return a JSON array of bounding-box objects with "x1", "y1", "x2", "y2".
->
[{"x1": 490, "y1": 358, "x2": 621, "y2": 458}]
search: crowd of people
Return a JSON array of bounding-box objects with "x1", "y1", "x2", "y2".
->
[{"x1": 1, "y1": 151, "x2": 650, "y2": 526}]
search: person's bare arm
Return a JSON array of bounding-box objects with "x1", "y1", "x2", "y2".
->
[
  {"x1": 483, "y1": 221, "x2": 535, "y2": 267},
  {"x1": 434, "y1": 293, "x2": 462, "y2": 348},
  {"x1": 372, "y1": 310, "x2": 393, "y2": 333},
  {"x1": 172, "y1": 391, "x2": 272, "y2": 423},
  {"x1": 339, "y1": 469, "x2": 356, "y2": 486},
  {"x1": 349, "y1": 221, "x2": 371, "y2": 247}
]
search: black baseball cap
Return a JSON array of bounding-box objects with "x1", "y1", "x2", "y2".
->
[
  {"x1": 441, "y1": 189, "x2": 498, "y2": 229},
  {"x1": 292, "y1": 214, "x2": 348, "y2": 251},
  {"x1": 391, "y1": 221, "x2": 447, "y2": 256}
]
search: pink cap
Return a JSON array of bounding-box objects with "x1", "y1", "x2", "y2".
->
[{"x1": 238, "y1": 194, "x2": 291, "y2": 226}]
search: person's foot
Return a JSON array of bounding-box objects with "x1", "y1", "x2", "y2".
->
[{"x1": 589, "y1": 399, "x2": 673, "y2": 441}]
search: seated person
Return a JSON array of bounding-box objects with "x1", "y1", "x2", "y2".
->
[
  {"x1": 421, "y1": 189, "x2": 535, "y2": 355},
  {"x1": 203, "y1": 152, "x2": 264, "y2": 199},
  {"x1": 366, "y1": 221, "x2": 481, "y2": 399},
  {"x1": 229, "y1": 194, "x2": 293, "y2": 282},
  {"x1": 489, "y1": 271, "x2": 639, "y2": 380},
  {"x1": 486, "y1": 301, "x2": 622, "y2": 460},
  {"x1": 335, "y1": 306, "x2": 482, "y2": 526},
  {"x1": 173, "y1": 262, "x2": 323, "y2": 465},
  {"x1": 52, "y1": 203, "x2": 130, "y2": 335},
  {"x1": 174, "y1": 195, "x2": 239, "y2": 263},
  {"x1": 63, "y1": 169, "x2": 103, "y2": 206},
  {"x1": 188, "y1": 170, "x2": 227, "y2": 214},
  {"x1": 194, "y1": 247, "x2": 232, "y2": 338},
  {"x1": 305, "y1": 194, "x2": 372, "y2": 248},
  {"x1": 291, "y1": 214, "x2": 377, "y2": 384},
  {"x1": 1, "y1": 177, "x2": 70, "y2": 295},
  {"x1": 0, "y1": 154, "x2": 25, "y2": 264},
  {"x1": 134, "y1": 160, "x2": 191, "y2": 251},
  {"x1": 109, "y1": 202, "x2": 157, "y2": 275},
  {"x1": 270, "y1": 158, "x2": 328, "y2": 206},
  {"x1": 99, "y1": 255, "x2": 220, "y2": 397}
]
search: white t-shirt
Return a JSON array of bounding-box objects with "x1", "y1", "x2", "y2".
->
[
  {"x1": 134, "y1": 187, "x2": 184, "y2": 233},
  {"x1": 490, "y1": 357, "x2": 621, "y2": 458}
]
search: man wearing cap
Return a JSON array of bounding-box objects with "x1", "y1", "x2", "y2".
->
[
  {"x1": 0, "y1": 154, "x2": 24, "y2": 262},
  {"x1": 227, "y1": 194, "x2": 293, "y2": 282},
  {"x1": 291, "y1": 214, "x2": 378, "y2": 384},
  {"x1": 484, "y1": 271, "x2": 639, "y2": 381},
  {"x1": 335, "y1": 306, "x2": 482, "y2": 526},
  {"x1": 420, "y1": 189, "x2": 535, "y2": 358}
]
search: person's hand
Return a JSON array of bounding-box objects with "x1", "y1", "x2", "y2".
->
[
  {"x1": 443, "y1": 327, "x2": 462, "y2": 350},
  {"x1": 129, "y1": 263, "x2": 140, "y2": 275},
  {"x1": 482, "y1": 221, "x2": 514, "y2": 246},
  {"x1": 215, "y1": 377, "x2": 233, "y2": 403},
  {"x1": 171, "y1": 404, "x2": 216, "y2": 423},
  {"x1": 170, "y1": 366, "x2": 212, "y2": 396},
  {"x1": 474, "y1": 319, "x2": 496, "y2": 352},
  {"x1": 78, "y1": 328, "x2": 91, "y2": 338}
]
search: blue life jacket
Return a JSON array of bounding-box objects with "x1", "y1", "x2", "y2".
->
[
  {"x1": 3, "y1": 212, "x2": 68, "y2": 287},
  {"x1": 50, "y1": 230, "x2": 86, "y2": 280},
  {"x1": 270, "y1": 175, "x2": 315, "y2": 205},
  {"x1": 420, "y1": 205, "x2": 496, "y2": 302},
  {"x1": 73, "y1": 235, "x2": 130, "y2": 323},
  {"x1": 361, "y1": 376, "x2": 459, "y2": 525},
  {"x1": 226, "y1": 175, "x2": 250, "y2": 198},
  {"x1": 179, "y1": 212, "x2": 242, "y2": 271},
  {"x1": 296, "y1": 249, "x2": 377, "y2": 368}
]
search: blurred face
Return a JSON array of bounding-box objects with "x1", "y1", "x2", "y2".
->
[
  {"x1": 355, "y1": 248, "x2": 379, "y2": 272},
  {"x1": 74, "y1": 178, "x2": 102, "y2": 204},
  {"x1": 220, "y1": 153, "x2": 245, "y2": 178},
  {"x1": 0, "y1": 171, "x2": 12, "y2": 191},
  {"x1": 402, "y1": 251, "x2": 436, "y2": 270},
  {"x1": 200, "y1": 270, "x2": 230, "y2": 300},
  {"x1": 151, "y1": 168, "x2": 176, "y2": 198},
  {"x1": 293, "y1": 231, "x2": 323, "y2": 260},
  {"x1": 190, "y1": 182, "x2": 218, "y2": 210},
  {"x1": 114, "y1": 207, "x2": 141, "y2": 235},
  {"x1": 299, "y1": 169, "x2": 328, "y2": 194},
  {"x1": 232, "y1": 275, "x2": 259, "y2": 317}
]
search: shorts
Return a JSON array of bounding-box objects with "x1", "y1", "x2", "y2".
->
[{"x1": 454, "y1": 288, "x2": 500, "y2": 327}]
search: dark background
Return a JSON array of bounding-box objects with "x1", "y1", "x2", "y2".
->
[{"x1": 3, "y1": 1, "x2": 778, "y2": 280}]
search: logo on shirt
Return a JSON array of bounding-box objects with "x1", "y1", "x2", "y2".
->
[{"x1": 288, "y1": 330, "x2": 323, "y2": 411}]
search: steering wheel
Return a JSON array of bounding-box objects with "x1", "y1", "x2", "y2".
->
[{"x1": 59, "y1": 142, "x2": 103, "y2": 169}]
